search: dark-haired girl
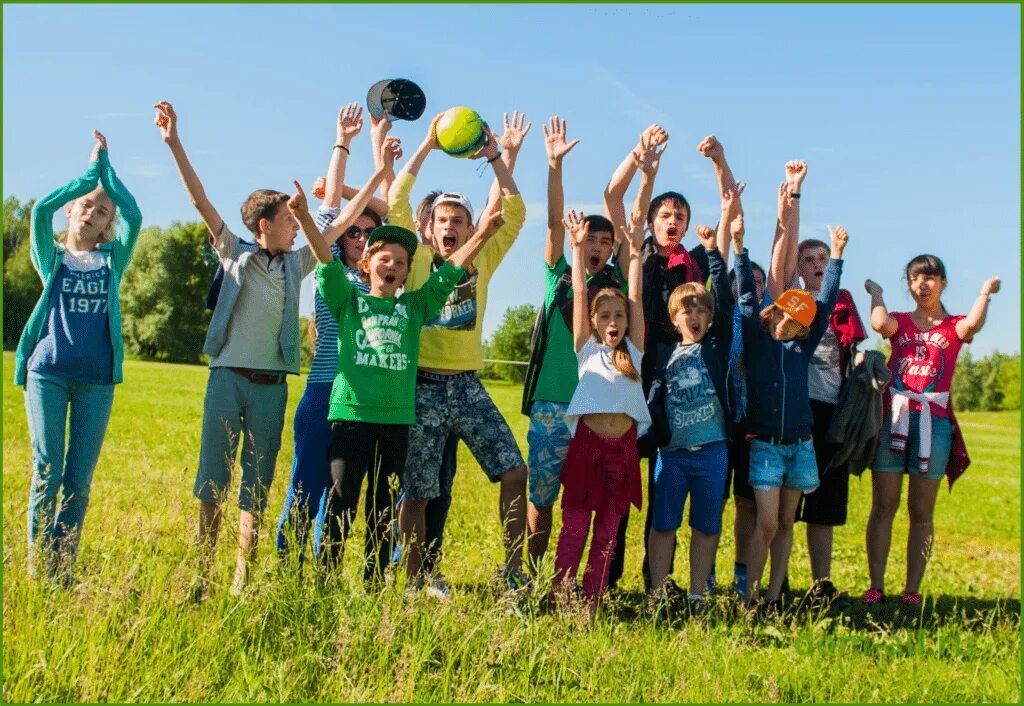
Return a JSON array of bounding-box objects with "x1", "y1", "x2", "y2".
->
[{"x1": 863, "y1": 257, "x2": 1000, "y2": 607}]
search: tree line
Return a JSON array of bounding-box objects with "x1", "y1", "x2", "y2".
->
[{"x1": 3, "y1": 197, "x2": 1018, "y2": 411}]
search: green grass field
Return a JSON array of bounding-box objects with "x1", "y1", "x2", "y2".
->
[{"x1": 3, "y1": 353, "x2": 1020, "y2": 702}]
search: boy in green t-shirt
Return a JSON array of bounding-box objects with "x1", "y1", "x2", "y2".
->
[{"x1": 288, "y1": 160, "x2": 507, "y2": 583}]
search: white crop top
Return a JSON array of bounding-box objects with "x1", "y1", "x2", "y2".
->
[{"x1": 563, "y1": 337, "x2": 652, "y2": 438}]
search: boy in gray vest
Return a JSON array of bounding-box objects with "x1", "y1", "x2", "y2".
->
[{"x1": 155, "y1": 101, "x2": 318, "y2": 598}]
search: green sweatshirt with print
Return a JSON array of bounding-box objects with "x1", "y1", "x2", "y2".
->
[{"x1": 317, "y1": 260, "x2": 465, "y2": 424}]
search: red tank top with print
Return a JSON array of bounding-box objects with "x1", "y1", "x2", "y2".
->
[{"x1": 885, "y1": 312, "x2": 968, "y2": 419}]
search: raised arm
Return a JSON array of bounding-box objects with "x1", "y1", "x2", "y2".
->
[
  {"x1": 604, "y1": 125, "x2": 662, "y2": 231},
  {"x1": 543, "y1": 115, "x2": 580, "y2": 267},
  {"x1": 153, "y1": 101, "x2": 225, "y2": 240},
  {"x1": 322, "y1": 137, "x2": 400, "y2": 243},
  {"x1": 696, "y1": 134, "x2": 738, "y2": 197},
  {"x1": 287, "y1": 181, "x2": 333, "y2": 264},
  {"x1": 322, "y1": 103, "x2": 362, "y2": 208},
  {"x1": 612, "y1": 127, "x2": 668, "y2": 265},
  {"x1": 472, "y1": 128, "x2": 519, "y2": 197},
  {"x1": 715, "y1": 182, "x2": 745, "y2": 265},
  {"x1": 448, "y1": 209, "x2": 506, "y2": 270},
  {"x1": 767, "y1": 160, "x2": 806, "y2": 299},
  {"x1": 956, "y1": 276, "x2": 1001, "y2": 340},
  {"x1": 369, "y1": 113, "x2": 394, "y2": 204},
  {"x1": 480, "y1": 111, "x2": 531, "y2": 227},
  {"x1": 565, "y1": 210, "x2": 592, "y2": 352},
  {"x1": 863, "y1": 279, "x2": 898, "y2": 339},
  {"x1": 622, "y1": 209, "x2": 647, "y2": 352},
  {"x1": 93, "y1": 131, "x2": 143, "y2": 257}
]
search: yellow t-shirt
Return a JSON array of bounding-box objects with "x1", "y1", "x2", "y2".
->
[{"x1": 389, "y1": 171, "x2": 526, "y2": 371}]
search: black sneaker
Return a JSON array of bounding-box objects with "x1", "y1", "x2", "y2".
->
[{"x1": 807, "y1": 580, "x2": 851, "y2": 610}]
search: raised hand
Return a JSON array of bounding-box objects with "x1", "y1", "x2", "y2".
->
[
  {"x1": 722, "y1": 182, "x2": 746, "y2": 211},
  {"x1": 425, "y1": 112, "x2": 445, "y2": 149},
  {"x1": 563, "y1": 209, "x2": 589, "y2": 249},
  {"x1": 153, "y1": 101, "x2": 178, "y2": 143},
  {"x1": 371, "y1": 112, "x2": 393, "y2": 153},
  {"x1": 498, "y1": 110, "x2": 532, "y2": 156},
  {"x1": 287, "y1": 180, "x2": 308, "y2": 216},
  {"x1": 777, "y1": 181, "x2": 796, "y2": 217},
  {"x1": 542, "y1": 115, "x2": 580, "y2": 164},
  {"x1": 380, "y1": 136, "x2": 402, "y2": 173},
  {"x1": 311, "y1": 176, "x2": 327, "y2": 200},
  {"x1": 470, "y1": 127, "x2": 501, "y2": 162},
  {"x1": 864, "y1": 279, "x2": 884, "y2": 297},
  {"x1": 981, "y1": 276, "x2": 1001, "y2": 296},
  {"x1": 785, "y1": 160, "x2": 807, "y2": 194},
  {"x1": 697, "y1": 134, "x2": 724, "y2": 162},
  {"x1": 694, "y1": 224, "x2": 717, "y2": 251},
  {"x1": 622, "y1": 208, "x2": 646, "y2": 254},
  {"x1": 635, "y1": 130, "x2": 668, "y2": 175},
  {"x1": 89, "y1": 129, "x2": 108, "y2": 163},
  {"x1": 827, "y1": 224, "x2": 849, "y2": 258},
  {"x1": 478, "y1": 209, "x2": 506, "y2": 239},
  {"x1": 337, "y1": 102, "x2": 364, "y2": 144}
]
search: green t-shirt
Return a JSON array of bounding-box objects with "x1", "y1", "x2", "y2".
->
[
  {"x1": 317, "y1": 260, "x2": 465, "y2": 424},
  {"x1": 532, "y1": 255, "x2": 626, "y2": 404}
]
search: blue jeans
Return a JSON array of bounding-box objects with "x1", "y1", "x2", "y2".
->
[
  {"x1": 276, "y1": 382, "x2": 332, "y2": 568},
  {"x1": 24, "y1": 370, "x2": 115, "y2": 577},
  {"x1": 392, "y1": 431, "x2": 458, "y2": 572}
]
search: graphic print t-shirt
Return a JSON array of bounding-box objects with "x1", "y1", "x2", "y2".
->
[
  {"x1": 663, "y1": 342, "x2": 727, "y2": 449},
  {"x1": 426, "y1": 253, "x2": 478, "y2": 331},
  {"x1": 807, "y1": 326, "x2": 842, "y2": 404},
  {"x1": 885, "y1": 312, "x2": 968, "y2": 419}
]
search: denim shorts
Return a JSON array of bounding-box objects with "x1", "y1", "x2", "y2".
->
[
  {"x1": 526, "y1": 401, "x2": 571, "y2": 508},
  {"x1": 748, "y1": 438, "x2": 819, "y2": 493},
  {"x1": 652, "y1": 441, "x2": 729, "y2": 534},
  {"x1": 403, "y1": 372, "x2": 525, "y2": 501},
  {"x1": 871, "y1": 411, "x2": 952, "y2": 481}
]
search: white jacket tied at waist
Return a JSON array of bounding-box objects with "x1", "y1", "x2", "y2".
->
[{"x1": 889, "y1": 389, "x2": 949, "y2": 473}]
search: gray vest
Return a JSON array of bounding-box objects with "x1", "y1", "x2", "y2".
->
[{"x1": 203, "y1": 240, "x2": 301, "y2": 367}]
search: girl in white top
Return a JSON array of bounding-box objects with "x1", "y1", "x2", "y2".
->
[{"x1": 553, "y1": 209, "x2": 650, "y2": 611}]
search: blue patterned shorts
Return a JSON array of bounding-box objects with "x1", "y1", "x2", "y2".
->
[
  {"x1": 403, "y1": 372, "x2": 525, "y2": 501},
  {"x1": 526, "y1": 401, "x2": 571, "y2": 507}
]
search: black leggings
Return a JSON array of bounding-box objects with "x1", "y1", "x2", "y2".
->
[{"x1": 322, "y1": 421, "x2": 409, "y2": 582}]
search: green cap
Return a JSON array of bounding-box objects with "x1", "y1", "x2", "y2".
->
[{"x1": 366, "y1": 225, "x2": 418, "y2": 258}]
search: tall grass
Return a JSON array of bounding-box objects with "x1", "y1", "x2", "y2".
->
[{"x1": 2, "y1": 354, "x2": 1020, "y2": 702}]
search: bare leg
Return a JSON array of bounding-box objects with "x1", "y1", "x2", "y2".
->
[
  {"x1": 232, "y1": 509, "x2": 260, "y2": 595},
  {"x1": 527, "y1": 502, "x2": 553, "y2": 573},
  {"x1": 689, "y1": 528, "x2": 721, "y2": 598},
  {"x1": 400, "y1": 498, "x2": 429, "y2": 581},
  {"x1": 647, "y1": 529, "x2": 676, "y2": 593},
  {"x1": 746, "y1": 488, "x2": 780, "y2": 603},
  {"x1": 866, "y1": 471, "x2": 903, "y2": 592},
  {"x1": 765, "y1": 489, "x2": 802, "y2": 601},
  {"x1": 500, "y1": 467, "x2": 527, "y2": 573},
  {"x1": 807, "y1": 523, "x2": 833, "y2": 582},
  {"x1": 905, "y1": 474, "x2": 941, "y2": 594}
]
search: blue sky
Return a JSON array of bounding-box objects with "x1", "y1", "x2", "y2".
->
[{"x1": 3, "y1": 3, "x2": 1020, "y2": 356}]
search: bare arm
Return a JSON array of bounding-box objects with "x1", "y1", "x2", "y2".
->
[
  {"x1": 153, "y1": 101, "x2": 224, "y2": 239},
  {"x1": 542, "y1": 115, "x2": 580, "y2": 267},
  {"x1": 864, "y1": 279, "x2": 899, "y2": 339},
  {"x1": 622, "y1": 210, "x2": 647, "y2": 352},
  {"x1": 956, "y1": 276, "x2": 1001, "y2": 340},
  {"x1": 609, "y1": 126, "x2": 667, "y2": 264},
  {"x1": 322, "y1": 138, "x2": 399, "y2": 243},
  {"x1": 481, "y1": 111, "x2": 531, "y2": 227},
  {"x1": 696, "y1": 134, "x2": 738, "y2": 197},
  {"x1": 287, "y1": 181, "x2": 333, "y2": 264},
  {"x1": 768, "y1": 160, "x2": 806, "y2": 298},
  {"x1": 323, "y1": 103, "x2": 362, "y2": 208},
  {"x1": 565, "y1": 210, "x2": 592, "y2": 352},
  {"x1": 388, "y1": 112, "x2": 442, "y2": 204},
  {"x1": 369, "y1": 113, "x2": 394, "y2": 204}
]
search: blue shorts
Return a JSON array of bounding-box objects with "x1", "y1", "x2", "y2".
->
[
  {"x1": 526, "y1": 401, "x2": 570, "y2": 508},
  {"x1": 652, "y1": 441, "x2": 729, "y2": 534},
  {"x1": 748, "y1": 438, "x2": 819, "y2": 493},
  {"x1": 871, "y1": 411, "x2": 952, "y2": 481}
]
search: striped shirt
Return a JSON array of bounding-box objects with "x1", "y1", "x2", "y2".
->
[{"x1": 307, "y1": 206, "x2": 369, "y2": 383}]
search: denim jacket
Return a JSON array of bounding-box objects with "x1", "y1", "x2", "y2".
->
[{"x1": 737, "y1": 250, "x2": 842, "y2": 439}]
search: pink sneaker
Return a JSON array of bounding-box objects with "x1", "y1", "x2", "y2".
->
[
  {"x1": 863, "y1": 587, "x2": 885, "y2": 605},
  {"x1": 902, "y1": 591, "x2": 922, "y2": 607}
]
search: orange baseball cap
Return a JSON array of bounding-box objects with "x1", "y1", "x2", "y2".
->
[{"x1": 769, "y1": 289, "x2": 817, "y2": 327}]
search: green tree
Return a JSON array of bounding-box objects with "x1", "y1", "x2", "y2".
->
[
  {"x1": 488, "y1": 304, "x2": 538, "y2": 383},
  {"x1": 4, "y1": 196, "x2": 34, "y2": 266},
  {"x1": 952, "y1": 350, "x2": 982, "y2": 411},
  {"x1": 3, "y1": 237, "x2": 43, "y2": 348},
  {"x1": 119, "y1": 221, "x2": 218, "y2": 362},
  {"x1": 995, "y1": 354, "x2": 1020, "y2": 410}
]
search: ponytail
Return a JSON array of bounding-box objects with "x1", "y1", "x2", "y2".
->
[{"x1": 612, "y1": 338, "x2": 641, "y2": 381}]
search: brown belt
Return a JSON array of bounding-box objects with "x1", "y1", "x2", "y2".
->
[{"x1": 226, "y1": 367, "x2": 287, "y2": 385}]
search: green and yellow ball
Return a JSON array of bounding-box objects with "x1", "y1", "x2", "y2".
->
[{"x1": 435, "y1": 106, "x2": 487, "y2": 158}]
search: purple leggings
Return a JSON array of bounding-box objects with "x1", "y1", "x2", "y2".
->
[{"x1": 554, "y1": 504, "x2": 623, "y2": 599}]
